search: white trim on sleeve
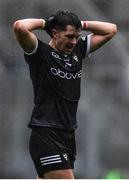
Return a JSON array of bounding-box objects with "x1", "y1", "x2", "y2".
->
[
  {"x1": 24, "y1": 38, "x2": 38, "y2": 56},
  {"x1": 86, "y1": 33, "x2": 92, "y2": 56}
]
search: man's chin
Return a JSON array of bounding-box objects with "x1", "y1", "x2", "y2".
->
[
  {"x1": 59, "y1": 48, "x2": 73, "y2": 55},
  {"x1": 59, "y1": 50, "x2": 71, "y2": 55},
  {"x1": 65, "y1": 48, "x2": 73, "y2": 54}
]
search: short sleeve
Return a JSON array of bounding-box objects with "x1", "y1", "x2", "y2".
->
[
  {"x1": 24, "y1": 38, "x2": 38, "y2": 56},
  {"x1": 75, "y1": 34, "x2": 92, "y2": 59},
  {"x1": 24, "y1": 39, "x2": 47, "y2": 66}
]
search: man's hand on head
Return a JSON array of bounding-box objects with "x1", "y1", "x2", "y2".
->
[{"x1": 44, "y1": 15, "x2": 55, "y2": 36}]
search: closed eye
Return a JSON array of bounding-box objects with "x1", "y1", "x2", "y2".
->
[{"x1": 66, "y1": 34, "x2": 80, "y2": 40}]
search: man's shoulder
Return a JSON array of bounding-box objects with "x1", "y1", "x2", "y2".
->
[
  {"x1": 36, "y1": 39, "x2": 51, "y2": 55},
  {"x1": 37, "y1": 39, "x2": 48, "y2": 48},
  {"x1": 74, "y1": 35, "x2": 91, "y2": 58}
]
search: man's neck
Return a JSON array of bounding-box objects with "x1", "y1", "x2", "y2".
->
[{"x1": 49, "y1": 39, "x2": 56, "y2": 50}]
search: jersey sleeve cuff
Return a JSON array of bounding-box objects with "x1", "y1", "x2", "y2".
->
[
  {"x1": 24, "y1": 38, "x2": 38, "y2": 56},
  {"x1": 86, "y1": 33, "x2": 92, "y2": 56}
]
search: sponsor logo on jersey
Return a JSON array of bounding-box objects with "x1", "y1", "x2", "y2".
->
[
  {"x1": 51, "y1": 52, "x2": 62, "y2": 60},
  {"x1": 51, "y1": 51, "x2": 71, "y2": 62},
  {"x1": 50, "y1": 68, "x2": 82, "y2": 80},
  {"x1": 65, "y1": 62, "x2": 72, "y2": 68}
]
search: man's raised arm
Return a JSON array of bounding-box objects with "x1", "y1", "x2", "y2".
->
[
  {"x1": 13, "y1": 18, "x2": 46, "y2": 53},
  {"x1": 81, "y1": 20, "x2": 117, "y2": 52}
]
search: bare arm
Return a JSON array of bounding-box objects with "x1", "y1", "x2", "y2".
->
[
  {"x1": 13, "y1": 18, "x2": 45, "y2": 53},
  {"x1": 81, "y1": 21, "x2": 117, "y2": 52}
]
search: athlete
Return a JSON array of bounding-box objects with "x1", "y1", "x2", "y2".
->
[{"x1": 13, "y1": 11, "x2": 117, "y2": 179}]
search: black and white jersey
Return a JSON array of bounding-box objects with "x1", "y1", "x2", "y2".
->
[{"x1": 24, "y1": 35, "x2": 91, "y2": 130}]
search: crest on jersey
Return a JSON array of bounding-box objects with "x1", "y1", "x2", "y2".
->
[{"x1": 73, "y1": 55, "x2": 78, "y2": 62}]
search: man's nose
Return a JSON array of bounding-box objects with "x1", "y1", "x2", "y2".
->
[{"x1": 71, "y1": 38, "x2": 77, "y2": 45}]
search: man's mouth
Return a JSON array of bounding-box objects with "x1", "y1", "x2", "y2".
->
[{"x1": 66, "y1": 45, "x2": 74, "y2": 50}]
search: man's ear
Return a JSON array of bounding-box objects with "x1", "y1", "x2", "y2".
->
[{"x1": 51, "y1": 29, "x2": 58, "y2": 38}]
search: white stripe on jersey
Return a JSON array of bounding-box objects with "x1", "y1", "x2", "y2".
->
[
  {"x1": 40, "y1": 154, "x2": 62, "y2": 166},
  {"x1": 42, "y1": 160, "x2": 62, "y2": 166},
  {"x1": 86, "y1": 33, "x2": 92, "y2": 55},
  {"x1": 41, "y1": 157, "x2": 61, "y2": 163},
  {"x1": 40, "y1": 154, "x2": 60, "y2": 160}
]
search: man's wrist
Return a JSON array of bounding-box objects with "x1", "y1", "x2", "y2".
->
[
  {"x1": 81, "y1": 21, "x2": 88, "y2": 30},
  {"x1": 40, "y1": 19, "x2": 46, "y2": 29}
]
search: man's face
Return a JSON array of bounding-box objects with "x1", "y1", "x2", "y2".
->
[{"x1": 53, "y1": 25, "x2": 81, "y2": 54}]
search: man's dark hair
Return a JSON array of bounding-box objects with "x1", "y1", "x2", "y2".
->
[{"x1": 45, "y1": 10, "x2": 82, "y2": 37}]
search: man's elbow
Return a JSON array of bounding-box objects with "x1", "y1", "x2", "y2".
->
[
  {"x1": 109, "y1": 24, "x2": 118, "y2": 38},
  {"x1": 13, "y1": 20, "x2": 27, "y2": 34}
]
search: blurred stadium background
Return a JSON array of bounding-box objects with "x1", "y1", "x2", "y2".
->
[{"x1": 0, "y1": 0, "x2": 129, "y2": 178}]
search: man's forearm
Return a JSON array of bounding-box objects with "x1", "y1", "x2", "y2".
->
[
  {"x1": 14, "y1": 18, "x2": 46, "y2": 32},
  {"x1": 81, "y1": 20, "x2": 117, "y2": 35}
]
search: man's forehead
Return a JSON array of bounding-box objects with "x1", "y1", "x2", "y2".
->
[
  {"x1": 63, "y1": 25, "x2": 81, "y2": 35},
  {"x1": 65, "y1": 25, "x2": 81, "y2": 31}
]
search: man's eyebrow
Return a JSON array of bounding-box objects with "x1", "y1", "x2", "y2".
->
[{"x1": 66, "y1": 33, "x2": 81, "y2": 38}]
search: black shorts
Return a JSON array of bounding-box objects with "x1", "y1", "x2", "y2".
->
[{"x1": 29, "y1": 127, "x2": 76, "y2": 178}]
